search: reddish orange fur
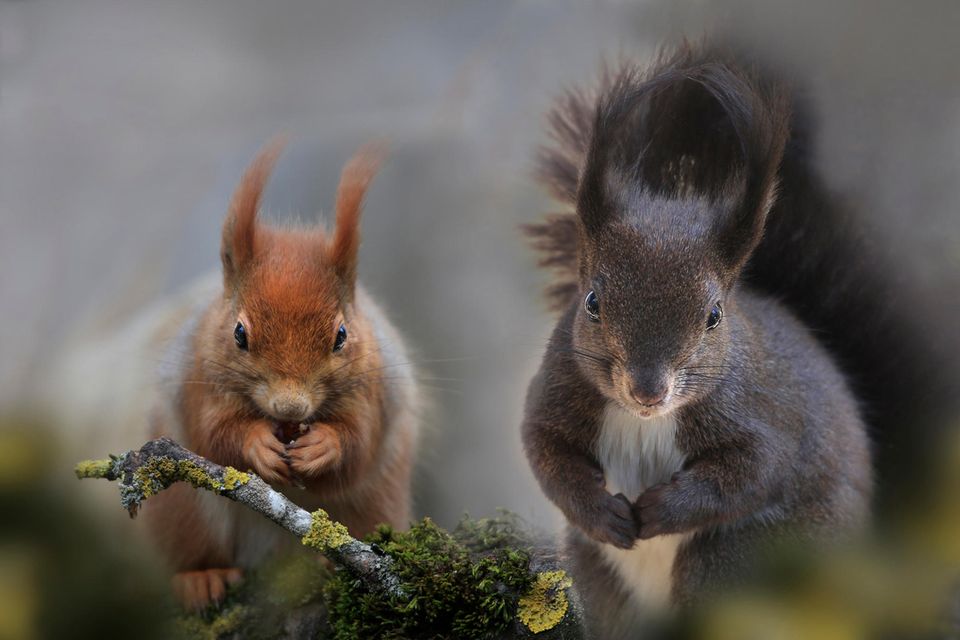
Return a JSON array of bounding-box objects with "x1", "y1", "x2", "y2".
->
[
  {"x1": 221, "y1": 137, "x2": 286, "y2": 284},
  {"x1": 171, "y1": 568, "x2": 243, "y2": 612},
  {"x1": 143, "y1": 141, "x2": 418, "y2": 610},
  {"x1": 329, "y1": 141, "x2": 386, "y2": 294}
]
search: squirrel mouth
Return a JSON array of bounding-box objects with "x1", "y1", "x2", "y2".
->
[{"x1": 272, "y1": 420, "x2": 311, "y2": 445}]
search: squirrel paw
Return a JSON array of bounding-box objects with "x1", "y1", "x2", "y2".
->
[
  {"x1": 286, "y1": 423, "x2": 343, "y2": 478},
  {"x1": 172, "y1": 568, "x2": 243, "y2": 612},
  {"x1": 634, "y1": 482, "x2": 675, "y2": 540},
  {"x1": 581, "y1": 492, "x2": 638, "y2": 549},
  {"x1": 243, "y1": 422, "x2": 292, "y2": 485}
]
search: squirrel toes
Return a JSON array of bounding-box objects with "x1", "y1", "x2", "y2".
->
[
  {"x1": 523, "y1": 45, "x2": 872, "y2": 636},
  {"x1": 143, "y1": 141, "x2": 420, "y2": 610}
]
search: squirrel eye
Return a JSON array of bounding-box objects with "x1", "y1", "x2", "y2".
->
[
  {"x1": 333, "y1": 324, "x2": 347, "y2": 352},
  {"x1": 234, "y1": 321, "x2": 248, "y2": 350},
  {"x1": 584, "y1": 290, "x2": 600, "y2": 322},
  {"x1": 706, "y1": 303, "x2": 723, "y2": 330}
]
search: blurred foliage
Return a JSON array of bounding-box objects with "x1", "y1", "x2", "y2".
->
[
  {"x1": 684, "y1": 422, "x2": 960, "y2": 640},
  {"x1": 6, "y1": 412, "x2": 960, "y2": 639},
  {"x1": 174, "y1": 553, "x2": 330, "y2": 640},
  {"x1": 0, "y1": 418, "x2": 173, "y2": 640}
]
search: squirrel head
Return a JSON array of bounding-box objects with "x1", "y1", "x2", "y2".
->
[
  {"x1": 568, "y1": 59, "x2": 789, "y2": 418},
  {"x1": 213, "y1": 139, "x2": 385, "y2": 428}
]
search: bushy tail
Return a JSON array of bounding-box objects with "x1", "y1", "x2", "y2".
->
[
  {"x1": 522, "y1": 84, "x2": 596, "y2": 311},
  {"x1": 526, "y1": 41, "x2": 958, "y2": 514}
]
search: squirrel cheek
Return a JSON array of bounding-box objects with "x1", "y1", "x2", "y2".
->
[
  {"x1": 312, "y1": 387, "x2": 327, "y2": 410},
  {"x1": 249, "y1": 384, "x2": 274, "y2": 414}
]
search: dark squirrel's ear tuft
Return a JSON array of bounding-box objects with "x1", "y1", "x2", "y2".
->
[
  {"x1": 703, "y1": 69, "x2": 791, "y2": 272},
  {"x1": 575, "y1": 63, "x2": 648, "y2": 235},
  {"x1": 577, "y1": 43, "x2": 791, "y2": 268},
  {"x1": 329, "y1": 141, "x2": 386, "y2": 298},
  {"x1": 575, "y1": 59, "x2": 699, "y2": 234},
  {"x1": 221, "y1": 137, "x2": 286, "y2": 288}
]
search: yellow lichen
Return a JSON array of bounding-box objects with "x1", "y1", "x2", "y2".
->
[
  {"x1": 222, "y1": 466, "x2": 251, "y2": 490},
  {"x1": 301, "y1": 508, "x2": 352, "y2": 552},
  {"x1": 177, "y1": 459, "x2": 222, "y2": 491},
  {"x1": 129, "y1": 457, "x2": 249, "y2": 499},
  {"x1": 133, "y1": 457, "x2": 177, "y2": 497},
  {"x1": 517, "y1": 569, "x2": 573, "y2": 634},
  {"x1": 73, "y1": 458, "x2": 114, "y2": 479}
]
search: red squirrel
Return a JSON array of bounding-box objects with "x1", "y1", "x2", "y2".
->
[
  {"x1": 143, "y1": 141, "x2": 420, "y2": 610},
  {"x1": 523, "y1": 44, "x2": 872, "y2": 636}
]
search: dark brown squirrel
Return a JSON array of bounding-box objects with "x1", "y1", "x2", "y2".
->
[{"x1": 522, "y1": 44, "x2": 872, "y2": 635}]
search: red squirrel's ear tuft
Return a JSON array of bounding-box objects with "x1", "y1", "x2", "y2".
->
[
  {"x1": 329, "y1": 141, "x2": 386, "y2": 296},
  {"x1": 221, "y1": 137, "x2": 286, "y2": 288}
]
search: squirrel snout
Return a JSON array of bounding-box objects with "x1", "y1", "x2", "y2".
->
[
  {"x1": 268, "y1": 392, "x2": 313, "y2": 422},
  {"x1": 628, "y1": 375, "x2": 670, "y2": 407}
]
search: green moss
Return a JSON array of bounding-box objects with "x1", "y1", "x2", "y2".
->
[
  {"x1": 326, "y1": 514, "x2": 535, "y2": 639},
  {"x1": 302, "y1": 509, "x2": 352, "y2": 552},
  {"x1": 73, "y1": 458, "x2": 114, "y2": 479},
  {"x1": 517, "y1": 570, "x2": 573, "y2": 633},
  {"x1": 175, "y1": 604, "x2": 249, "y2": 640},
  {"x1": 453, "y1": 511, "x2": 532, "y2": 554}
]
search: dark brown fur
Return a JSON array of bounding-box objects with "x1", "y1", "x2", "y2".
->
[
  {"x1": 527, "y1": 43, "x2": 953, "y2": 515},
  {"x1": 522, "y1": 43, "x2": 872, "y2": 634}
]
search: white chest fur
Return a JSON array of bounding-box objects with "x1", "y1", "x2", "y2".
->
[{"x1": 594, "y1": 402, "x2": 690, "y2": 610}]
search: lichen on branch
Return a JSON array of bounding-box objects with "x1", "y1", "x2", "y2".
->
[
  {"x1": 518, "y1": 569, "x2": 574, "y2": 634},
  {"x1": 75, "y1": 437, "x2": 405, "y2": 602},
  {"x1": 302, "y1": 509, "x2": 352, "y2": 552},
  {"x1": 76, "y1": 438, "x2": 583, "y2": 639},
  {"x1": 74, "y1": 457, "x2": 116, "y2": 479}
]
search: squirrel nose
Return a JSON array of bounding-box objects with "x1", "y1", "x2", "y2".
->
[
  {"x1": 269, "y1": 393, "x2": 312, "y2": 421},
  {"x1": 629, "y1": 374, "x2": 670, "y2": 407}
]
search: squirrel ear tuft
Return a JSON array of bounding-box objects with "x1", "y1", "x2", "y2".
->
[
  {"x1": 221, "y1": 137, "x2": 286, "y2": 288},
  {"x1": 713, "y1": 82, "x2": 791, "y2": 272},
  {"x1": 329, "y1": 141, "x2": 386, "y2": 296}
]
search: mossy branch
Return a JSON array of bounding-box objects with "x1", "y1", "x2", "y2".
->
[
  {"x1": 75, "y1": 437, "x2": 405, "y2": 601},
  {"x1": 76, "y1": 437, "x2": 583, "y2": 638}
]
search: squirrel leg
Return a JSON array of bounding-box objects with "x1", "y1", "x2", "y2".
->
[
  {"x1": 172, "y1": 568, "x2": 243, "y2": 612},
  {"x1": 142, "y1": 483, "x2": 244, "y2": 611}
]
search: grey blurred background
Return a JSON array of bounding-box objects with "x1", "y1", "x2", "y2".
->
[
  {"x1": 0, "y1": 0, "x2": 653, "y2": 532},
  {"x1": 1, "y1": 0, "x2": 959, "y2": 536}
]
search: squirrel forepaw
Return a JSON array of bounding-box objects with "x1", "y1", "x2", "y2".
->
[
  {"x1": 581, "y1": 492, "x2": 639, "y2": 549},
  {"x1": 634, "y1": 482, "x2": 675, "y2": 539},
  {"x1": 286, "y1": 423, "x2": 343, "y2": 478},
  {"x1": 244, "y1": 422, "x2": 293, "y2": 485}
]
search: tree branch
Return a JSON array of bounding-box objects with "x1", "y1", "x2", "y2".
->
[{"x1": 75, "y1": 436, "x2": 404, "y2": 600}]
